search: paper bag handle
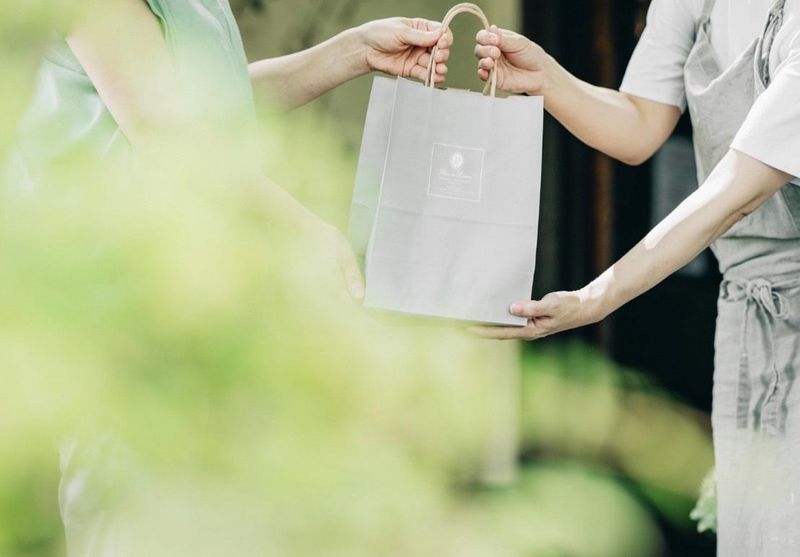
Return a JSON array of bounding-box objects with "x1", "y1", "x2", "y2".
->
[{"x1": 424, "y1": 3, "x2": 498, "y2": 97}]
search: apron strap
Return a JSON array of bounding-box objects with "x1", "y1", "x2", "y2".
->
[
  {"x1": 756, "y1": 0, "x2": 787, "y2": 88},
  {"x1": 698, "y1": 0, "x2": 717, "y2": 33},
  {"x1": 692, "y1": 0, "x2": 720, "y2": 76}
]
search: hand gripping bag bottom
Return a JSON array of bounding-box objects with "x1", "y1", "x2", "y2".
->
[{"x1": 348, "y1": 3, "x2": 543, "y2": 326}]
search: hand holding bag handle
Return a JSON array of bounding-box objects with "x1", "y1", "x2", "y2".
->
[{"x1": 425, "y1": 2, "x2": 498, "y2": 97}]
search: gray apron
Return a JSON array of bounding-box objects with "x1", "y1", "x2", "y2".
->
[{"x1": 684, "y1": 0, "x2": 800, "y2": 553}]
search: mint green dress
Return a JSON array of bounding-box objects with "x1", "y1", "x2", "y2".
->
[
  {"x1": 5, "y1": 0, "x2": 256, "y2": 192},
  {"x1": 8, "y1": 2, "x2": 258, "y2": 556}
]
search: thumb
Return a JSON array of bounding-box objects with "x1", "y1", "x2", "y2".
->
[
  {"x1": 491, "y1": 25, "x2": 527, "y2": 54},
  {"x1": 509, "y1": 299, "x2": 552, "y2": 318},
  {"x1": 402, "y1": 26, "x2": 442, "y2": 48},
  {"x1": 338, "y1": 247, "x2": 365, "y2": 301}
]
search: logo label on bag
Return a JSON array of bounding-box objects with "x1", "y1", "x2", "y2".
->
[{"x1": 428, "y1": 143, "x2": 485, "y2": 202}]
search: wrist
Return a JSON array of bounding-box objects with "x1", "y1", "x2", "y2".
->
[
  {"x1": 577, "y1": 277, "x2": 613, "y2": 324},
  {"x1": 538, "y1": 53, "x2": 565, "y2": 98},
  {"x1": 346, "y1": 24, "x2": 372, "y2": 77},
  {"x1": 336, "y1": 25, "x2": 371, "y2": 78}
]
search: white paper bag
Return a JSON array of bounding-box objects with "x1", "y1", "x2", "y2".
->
[{"x1": 348, "y1": 3, "x2": 543, "y2": 325}]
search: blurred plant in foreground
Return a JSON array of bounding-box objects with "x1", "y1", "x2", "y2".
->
[
  {"x1": 0, "y1": 4, "x2": 693, "y2": 557},
  {"x1": 519, "y1": 341, "x2": 714, "y2": 534},
  {"x1": 0, "y1": 110, "x2": 667, "y2": 557},
  {"x1": 0, "y1": 140, "x2": 665, "y2": 557},
  {"x1": 689, "y1": 467, "x2": 718, "y2": 533}
]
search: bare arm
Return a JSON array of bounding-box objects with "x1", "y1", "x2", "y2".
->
[
  {"x1": 473, "y1": 150, "x2": 792, "y2": 340},
  {"x1": 66, "y1": 0, "x2": 364, "y2": 297},
  {"x1": 248, "y1": 26, "x2": 367, "y2": 111},
  {"x1": 475, "y1": 26, "x2": 680, "y2": 165},
  {"x1": 66, "y1": 0, "x2": 183, "y2": 146},
  {"x1": 68, "y1": 0, "x2": 315, "y2": 223},
  {"x1": 580, "y1": 151, "x2": 789, "y2": 318},
  {"x1": 249, "y1": 18, "x2": 452, "y2": 111}
]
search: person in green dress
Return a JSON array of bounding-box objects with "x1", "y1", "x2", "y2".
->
[{"x1": 7, "y1": 2, "x2": 452, "y2": 555}]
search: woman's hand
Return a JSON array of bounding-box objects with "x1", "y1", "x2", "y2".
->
[
  {"x1": 474, "y1": 25, "x2": 551, "y2": 94},
  {"x1": 360, "y1": 17, "x2": 453, "y2": 83},
  {"x1": 469, "y1": 290, "x2": 602, "y2": 340},
  {"x1": 249, "y1": 17, "x2": 452, "y2": 110},
  {"x1": 310, "y1": 220, "x2": 365, "y2": 302}
]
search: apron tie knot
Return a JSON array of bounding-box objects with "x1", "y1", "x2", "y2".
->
[
  {"x1": 734, "y1": 278, "x2": 791, "y2": 320},
  {"x1": 721, "y1": 277, "x2": 791, "y2": 434}
]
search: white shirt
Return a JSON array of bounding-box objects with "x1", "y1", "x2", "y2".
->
[{"x1": 621, "y1": 0, "x2": 800, "y2": 179}]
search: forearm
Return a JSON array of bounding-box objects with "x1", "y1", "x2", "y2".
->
[
  {"x1": 247, "y1": 174, "x2": 321, "y2": 229},
  {"x1": 541, "y1": 56, "x2": 679, "y2": 165},
  {"x1": 249, "y1": 26, "x2": 368, "y2": 111},
  {"x1": 581, "y1": 151, "x2": 790, "y2": 319}
]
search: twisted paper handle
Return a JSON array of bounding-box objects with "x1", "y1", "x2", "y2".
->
[{"x1": 424, "y1": 2, "x2": 498, "y2": 97}]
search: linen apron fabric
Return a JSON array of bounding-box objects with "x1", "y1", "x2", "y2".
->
[
  {"x1": 684, "y1": 0, "x2": 800, "y2": 553},
  {"x1": 21, "y1": 2, "x2": 259, "y2": 556}
]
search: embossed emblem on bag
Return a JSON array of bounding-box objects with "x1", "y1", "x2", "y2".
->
[{"x1": 428, "y1": 143, "x2": 485, "y2": 202}]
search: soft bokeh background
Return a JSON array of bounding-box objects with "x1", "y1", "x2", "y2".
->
[{"x1": 1, "y1": 1, "x2": 716, "y2": 556}]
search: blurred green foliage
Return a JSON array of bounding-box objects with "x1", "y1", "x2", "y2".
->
[
  {"x1": 0, "y1": 3, "x2": 711, "y2": 556},
  {"x1": 519, "y1": 342, "x2": 713, "y2": 531}
]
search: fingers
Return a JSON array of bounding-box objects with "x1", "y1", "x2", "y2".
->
[
  {"x1": 414, "y1": 50, "x2": 448, "y2": 83},
  {"x1": 476, "y1": 24, "x2": 530, "y2": 56},
  {"x1": 406, "y1": 17, "x2": 441, "y2": 31},
  {"x1": 477, "y1": 56, "x2": 495, "y2": 71},
  {"x1": 475, "y1": 26, "x2": 503, "y2": 51},
  {"x1": 402, "y1": 27, "x2": 442, "y2": 48},
  {"x1": 337, "y1": 244, "x2": 365, "y2": 301},
  {"x1": 469, "y1": 292, "x2": 583, "y2": 340},
  {"x1": 400, "y1": 18, "x2": 454, "y2": 52},
  {"x1": 468, "y1": 297, "x2": 558, "y2": 340},
  {"x1": 467, "y1": 323, "x2": 547, "y2": 341},
  {"x1": 418, "y1": 49, "x2": 450, "y2": 67},
  {"x1": 409, "y1": 61, "x2": 448, "y2": 83},
  {"x1": 474, "y1": 44, "x2": 501, "y2": 61},
  {"x1": 474, "y1": 28, "x2": 502, "y2": 83},
  {"x1": 410, "y1": 18, "x2": 454, "y2": 45},
  {"x1": 437, "y1": 28, "x2": 453, "y2": 50}
]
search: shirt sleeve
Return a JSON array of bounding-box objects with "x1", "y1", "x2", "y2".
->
[
  {"x1": 731, "y1": 22, "x2": 800, "y2": 180},
  {"x1": 619, "y1": 0, "x2": 700, "y2": 111}
]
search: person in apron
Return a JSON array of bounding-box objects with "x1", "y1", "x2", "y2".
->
[
  {"x1": 6, "y1": 2, "x2": 453, "y2": 555},
  {"x1": 472, "y1": 0, "x2": 800, "y2": 554}
]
